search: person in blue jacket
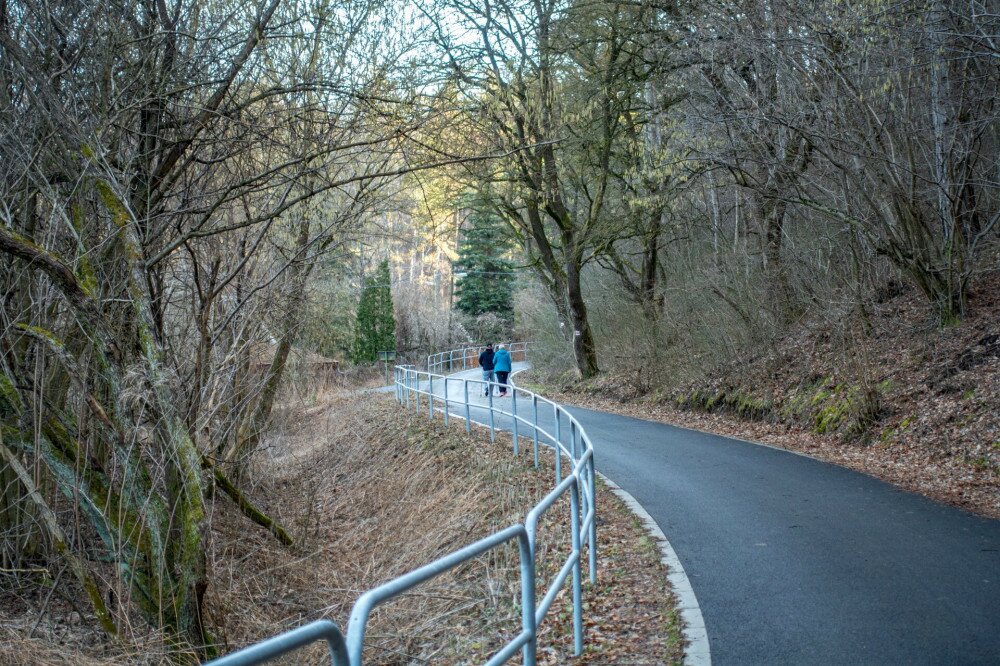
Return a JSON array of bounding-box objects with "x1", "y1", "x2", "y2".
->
[
  {"x1": 478, "y1": 344, "x2": 495, "y2": 396},
  {"x1": 492, "y1": 344, "x2": 512, "y2": 397}
]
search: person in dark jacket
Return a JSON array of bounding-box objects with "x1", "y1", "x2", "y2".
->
[
  {"x1": 478, "y1": 344, "x2": 495, "y2": 396},
  {"x1": 492, "y1": 344, "x2": 512, "y2": 397}
]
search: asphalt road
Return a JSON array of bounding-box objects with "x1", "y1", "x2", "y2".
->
[{"x1": 417, "y1": 365, "x2": 1000, "y2": 665}]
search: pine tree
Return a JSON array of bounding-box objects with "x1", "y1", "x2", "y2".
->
[
  {"x1": 454, "y1": 209, "x2": 516, "y2": 319},
  {"x1": 352, "y1": 260, "x2": 396, "y2": 363}
]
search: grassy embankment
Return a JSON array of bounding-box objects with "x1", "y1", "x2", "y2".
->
[{"x1": 1, "y1": 388, "x2": 683, "y2": 665}]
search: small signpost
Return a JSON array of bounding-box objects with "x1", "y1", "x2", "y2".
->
[{"x1": 377, "y1": 350, "x2": 397, "y2": 384}]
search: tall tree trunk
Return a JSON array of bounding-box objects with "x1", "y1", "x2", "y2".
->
[
  {"x1": 639, "y1": 210, "x2": 664, "y2": 318},
  {"x1": 227, "y1": 217, "x2": 312, "y2": 469},
  {"x1": 763, "y1": 197, "x2": 791, "y2": 320},
  {"x1": 564, "y1": 239, "x2": 599, "y2": 379}
]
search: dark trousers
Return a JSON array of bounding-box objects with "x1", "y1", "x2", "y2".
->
[{"x1": 495, "y1": 371, "x2": 509, "y2": 394}]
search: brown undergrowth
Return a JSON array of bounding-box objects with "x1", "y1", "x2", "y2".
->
[
  {"x1": 524, "y1": 277, "x2": 1000, "y2": 519},
  {"x1": 1, "y1": 391, "x2": 683, "y2": 664}
]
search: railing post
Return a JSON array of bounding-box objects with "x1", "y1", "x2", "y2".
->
[
  {"x1": 511, "y1": 388, "x2": 519, "y2": 455},
  {"x1": 405, "y1": 369, "x2": 411, "y2": 410},
  {"x1": 571, "y1": 482, "x2": 583, "y2": 656},
  {"x1": 589, "y1": 457, "x2": 597, "y2": 583},
  {"x1": 428, "y1": 375, "x2": 434, "y2": 420},
  {"x1": 554, "y1": 404, "x2": 562, "y2": 484},
  {"x1": 571, "y1": 421, "x2": 577, "y2": 461},
  {"x1": 413, "y1": 371, "x2": 419, "y2": 413},
  {"x1": 518, "y1": 532, "x2": 537, "y2": 666},
  {"x1": 488, "y1": 385, "x2": 495, "y2": 442},
  {"x1": 443, "y1": 378, "x2": 449, "y2": 427},
  {"x1": 532, "y1": 395, "x2": 539, "y2": 468},
  {"x1": 464, "y1": 380, "x2": 471, "y2": 433}
]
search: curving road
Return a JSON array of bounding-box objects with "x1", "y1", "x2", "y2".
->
[{"x1": 420, "y1": 364, "x2": 1000, "y2": 665}]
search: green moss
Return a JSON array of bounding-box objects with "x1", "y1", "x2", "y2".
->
[
  {"x1": 962, "y1": 388, "x2": 976, "y2": 400},
  {"x1": 16, "y1": 323, "x2": 65, "y2": 350},
  {"x1": 95, "y1": 180, "x2": 130, "y2": 229},
  {"x1": 66, "y1": 204, "x2": 100, "y2": 295},
  {"x1": 810, "y1": 388, "x2": 831, "y2": 406},
  {"x1": 77, "y1": 261, "x2": 98, "y2": 296},
  {"x1": 899, "y1": 416, "x2": 914, "y2": 429},
  {"x1": 704, "y1": 390, "x2": 725, "y2": 410},
  {"x1": 814, "y1": 399, "x2": 849, "y2": 434},
  {"x1": 6, "y1": 228, "x2": 49, "y2": 255},
  {"x1": 0, "y1": 375, "x2": 23, "y2": 419},
  {"x1": 675, "y1": 386, "x2": 772, "y2": 421},
  {"x1": 732, "y1": 392, "x2": 770, "y2": 419},
  {"x1": 0, "y1": 374, "x2": 19, "y2": 404}
]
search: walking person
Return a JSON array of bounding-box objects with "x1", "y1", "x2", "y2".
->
[
  {"x1": 492, "y1": 343, "x2": 512, "y2": 397},
  {"x1": 478, "y1": 344, "x2": 495, "y2": 397}
]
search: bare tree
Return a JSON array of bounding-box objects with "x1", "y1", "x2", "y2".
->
[{"x1": 0, "y1": 0, "x2": 420, "y2": 655}]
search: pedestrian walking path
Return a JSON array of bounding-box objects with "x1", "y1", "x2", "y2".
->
[{"x1": 421, "y1": 364, "x2": 1000, "y2": 665}]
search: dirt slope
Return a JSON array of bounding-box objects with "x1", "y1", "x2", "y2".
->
[{"x1": 533, "y1": 278, "x2": 1000, "y2": 519}]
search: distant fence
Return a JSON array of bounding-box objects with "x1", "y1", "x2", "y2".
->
[{"x1": 208, "y1": 343, "x2": 597, "y2": 666}]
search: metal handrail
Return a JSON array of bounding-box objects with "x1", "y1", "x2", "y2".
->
[
  {"x1": 391, "y1": 352, "x2": 599, "y2": 657},
  {"x1": 208, "y1": 620, "x2": 349, "y2": 666},
  {"x1": 346, "y1": 525, "x2": 537, "y2": 666},
  {"x1": 426, "y1": 341, "x2": 531, "y2": 374},
  {"x1": 208, "y1": 343, "x2": 597, "y2": 666}
]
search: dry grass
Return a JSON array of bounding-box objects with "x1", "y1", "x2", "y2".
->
[
  {"x1": 2, "y1": 389, "x2": 683, "y2": 665},
  {"x1": 204, "y1": 393, "x2": 534, "y2": 664}
]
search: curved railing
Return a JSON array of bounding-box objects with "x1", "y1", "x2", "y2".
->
[
  {"x1": 209, "y1": 344, "x2": 597, "y2": 666},
  {"x1": 426, "y1": 341, "x2": 530, "y2": 373}
]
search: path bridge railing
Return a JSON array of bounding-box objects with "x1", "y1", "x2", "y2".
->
[
  {"x1": 426, "y1": 341, "x2": 530, "y2": 373},
  {"x1": 209, "y1": 343, "x2": 597, "y2": 666}
]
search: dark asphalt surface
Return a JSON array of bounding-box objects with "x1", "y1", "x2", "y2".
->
[
  {"x1": 422, "y1": 367, "x2": 1000, "y2": 664},
  {"x1": 571, "y1": 404, "x2": 1000, "y2": 665}
]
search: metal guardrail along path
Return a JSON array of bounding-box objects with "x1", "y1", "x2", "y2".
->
[{"x1": 208, "y1": 342, "x2": 598, "y2": 666}]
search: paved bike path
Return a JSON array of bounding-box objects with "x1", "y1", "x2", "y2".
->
[{"x1": 419, "y1": 366, "x2": 1000, "y2": 664}]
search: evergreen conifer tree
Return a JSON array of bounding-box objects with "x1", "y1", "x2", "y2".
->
[
  {"x1": 454, "y1": 209, "x2": 516, "y2": 319},
  {"x1": 352, "y1": 260, "x2": 396, "y2": 363}
]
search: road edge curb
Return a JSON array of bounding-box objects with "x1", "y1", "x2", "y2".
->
[
  {"x1": 596, "y1": 473, "x2": 711, "y2": 666},
  {"x1": 441, "y1": 364, "x2": 710, "y2": 663}
]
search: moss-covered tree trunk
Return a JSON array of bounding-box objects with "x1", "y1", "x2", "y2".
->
[
  {"x1": 228, "y1": 217, "x2": 313, "y2": 470},
  {"x1": 0, "y1": 189, "x2": 212, "y2": 656}
]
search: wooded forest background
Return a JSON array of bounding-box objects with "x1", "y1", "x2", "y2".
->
[{"x1": 1, "y1": 0, "x2": 997, "y2": 659}]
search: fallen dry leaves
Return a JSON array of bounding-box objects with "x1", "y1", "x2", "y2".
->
[{"x1": 529, "y1": 277, "x2": 1000, "y2": 520}]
